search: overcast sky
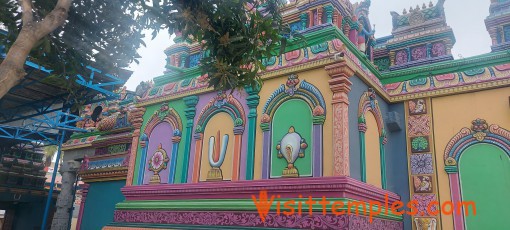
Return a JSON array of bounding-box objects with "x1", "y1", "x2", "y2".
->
[{"x1": 125, "y1": 0, "x2": 492, "y2": 90}]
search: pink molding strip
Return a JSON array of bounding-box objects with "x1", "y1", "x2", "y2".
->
[{"x1": 121, "y1": 177, "x2": 400, "y2": 203}]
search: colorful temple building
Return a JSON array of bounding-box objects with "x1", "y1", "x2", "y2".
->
[
  {"x1": 0, "y1": 143, "x2": 59, "y2": 230},
  {"x1": 60, "y1": 0, "x2": 510, "y2": 229}
]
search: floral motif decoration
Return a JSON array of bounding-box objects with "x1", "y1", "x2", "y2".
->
[
  {"x1": 431, "y1": 42, "x2": 446, "y2": 57},
  {"x1": 411, "y1": 153, "x2": 433, "y2": 175},
  {"x1": 113, "y1": 210, "x2": 403, "y2": 229},
  {"x1": 412, "y1": 194, "x2": 437, "y2": 217},
  {"x1": 411, "y1": 136, "x2": 430, "y2": 153},
  {"x1": 408, "y1": 115, "x2": 431, "y2": 137},
  {"x1": 411, "y1": 46, "x2": 427, "y2": 61},
  {"x1": 395, "y1": 50, "x2": 408, "y2": 65}
]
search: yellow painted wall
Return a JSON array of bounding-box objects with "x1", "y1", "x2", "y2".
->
[
  {"x1": 199, "y1": 112, "x2": 235, "y2": 181},
  {"x1": 365, "y1": 111, "x2": 382, "y2": 188},
  {"x1": 254, "y1": 67, "x2": 333, "y2": 179},
  {"x1": 431, "y1": 86, "x2": 510, "y2": 230}
]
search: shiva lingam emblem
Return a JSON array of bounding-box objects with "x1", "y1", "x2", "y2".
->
[
  {"x1": 207, "y1": 131, "x2": 229, "y2": 181},
  {"x1": 148, "y1": 143, "x2": 169, "y2": 184},
  {"x1": 276, "y1": 126, "x2": 308, "y2": 178}
]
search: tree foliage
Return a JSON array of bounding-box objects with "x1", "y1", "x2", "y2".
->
[
  {"x1": 0, "y1": 0, "x2": 145, "y2": 79},
  {"x1": 139, "y1": 0, "x2": 293, "y2": 90},
  {"x1": 0, "y1": 0, "x2": 292, "y2": 100}
]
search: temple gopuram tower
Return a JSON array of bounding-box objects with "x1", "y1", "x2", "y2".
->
[
  {"x1": 485, "y1": 0, "x2": 510, "y2": 51},
  {"x1": 373, "y1": 0, "x2": 456, "y2": 72}
]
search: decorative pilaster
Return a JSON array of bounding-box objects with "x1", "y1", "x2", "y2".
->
[
  {"x1": 191, "y1": 133, "x2": 204, "y2": 183},
  {"x1": 389, "y1": 51, "x2": 396, "y2": 66},
  {"x1": 244, "y1": 85, "x2": 261, "y2": 180},
  {"x1": 317, "y1": 7, "x2": 323, "y2": 25},
  {"x1": 325, "y1": 62, "x2": 354, "y2": 176},
  {"x1": 405, "y1": 98, "x2": 442, "y2": 230},
  {"x1": 426, "y1": 43, "x2": 432, "y2": 58},
  {"x1": 324, "y1": 5, "x2": 334, "y2": 24},
  {"x1": 300, "y1": 13, "x2": 308, "y2": 29},
  {"x1": 313, "y1": 115, "x2": 325, "y2": 177},
  {"x1": 76, "y1": 184, "x2": 90, "y2": 230},
  {"x1": 406, "y1": 47, "x2": 412, "y2": 62},
  {"x1": 260, "y1": 121, "x2": 271, "y2": 179},
  {"x1": 126, "y1": 106, "x2": 146, "y2": 186},
  {"x1": 445, "y1": 39, "x2": 453, "y2": 55},
  {"x1": 51, "y1": 160, "x2": 81, "y2": 230},
  {"x1": 137, "y1": 134, "x2": 149, "y2": 184},
  {"x1": 182, "y1": 96, "x2": 198, "y2": 183},
  {"x1": 169, "y1": 130, "x2": 182, "y2": 184},
  {"x1": 358, "y1": 122, "x2": 367, "y2": 182}
]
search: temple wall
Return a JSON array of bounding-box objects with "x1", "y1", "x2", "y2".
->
[
  {"x1": 348, "y1": 75, "x2": 410, "y2": 229},
  {"x1": 81, "y1": 180, "x2": 125, "y2": 230},
  {"x1": 431, "y1": 86, "x2": 510, "y2": 230},
  {"x1": 132, "y1": 99, "x2": 188, "y2": 185},
  {"x1": 255, "y1": 67, "x2": 333, "y2": 178}
]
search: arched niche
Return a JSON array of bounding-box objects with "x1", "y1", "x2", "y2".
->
[
  {"x1": 138, "y1": 103, "x2": 183, "y2": 185},
  {"x1": 191, "y1": 92, "x2": 246, "y2": 183},
  {"x1": 358, "y1": 88, "x2": 387, "y2": 189},
  {"x1": 444, "y1": 119, "x2": 510, "y2": 230},
  {"x1": 260, "y1": 74, "x2": 326, "y2": 179}
]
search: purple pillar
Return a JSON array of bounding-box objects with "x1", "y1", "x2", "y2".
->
[
  {"x1": 312, "y1": 124, "x2": 323, "y2": 177},
  {"x1": 261, "y1": 129, "x2": 271, "y2": 179}
]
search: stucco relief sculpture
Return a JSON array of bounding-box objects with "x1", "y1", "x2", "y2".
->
[
  {"x1": 206, "y1": 131, "x2": 229, "y2": 181},
  {"x1": 148, "y1": 144, "x2": 169, "y2": 184},
  {"x1": 276, "y1": 126, "x2": 308, "y2": 177}
]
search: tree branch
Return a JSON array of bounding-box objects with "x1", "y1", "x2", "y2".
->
[
  {"x1": 19, "y1": 0, "x2": 34, "y2": 24},
  {"x1": 34, "y1": 0, "x2": 73, "y2": 40}
]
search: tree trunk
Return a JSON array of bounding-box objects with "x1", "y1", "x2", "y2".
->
[
  {"x1": 0, "y1": 27, "x2": 38, "y2": 100},
  {"x1": 0, "y1": 0, "x2": 73, "y2": 100}
]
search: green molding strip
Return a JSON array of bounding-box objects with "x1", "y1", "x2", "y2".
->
[
  {"x1": 115, "y1": 198, "x2": 403, "y2": 221},
  {"x1": 153, "y1": 66, "x2": 201, "y2": 87},
  {"x1": 380, "y1": 50, "x2": 510, "y2": 84}
]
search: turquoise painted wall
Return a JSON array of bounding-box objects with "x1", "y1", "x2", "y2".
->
[
  {"x1": 81, "y1": 180, "x2": 126, "y2": 230},
  {"x1": 132, "y1": 99, "x2": 187, "y2": 185},
  {"x1": 270, "y1": 99, "x2": 313, "y2": 178},
  {"x1": 459, "y1": 143, "x2": 510, "y2": 229}
]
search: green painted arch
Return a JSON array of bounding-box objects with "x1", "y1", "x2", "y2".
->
[
  {"x1": 270, "y1": 99, "x2": 313, "y2": 178},
  {"x1": 458, "y1": 143, "x2": 510, "y2": 229}
]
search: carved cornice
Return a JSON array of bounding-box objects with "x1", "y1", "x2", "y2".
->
[{"x1": 79, "y1": 167, "x2": 128, "y2": 183}]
